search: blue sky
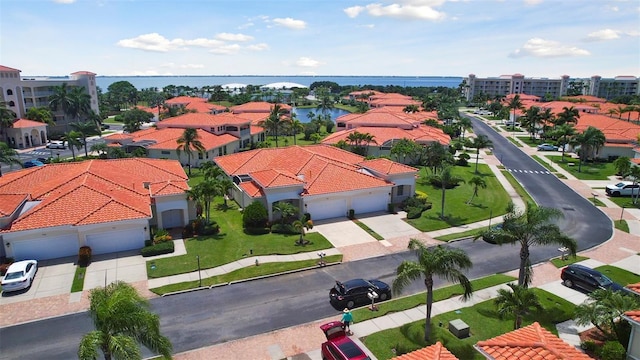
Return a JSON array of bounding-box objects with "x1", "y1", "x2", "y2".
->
[{"x1": 2, "y1": 0, "x2": 638, "y2": 78}]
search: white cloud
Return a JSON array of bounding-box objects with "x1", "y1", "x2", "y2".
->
[
  {"x1": 273, "y1": 17, "x2": 306, "y2": 30},
  {"x1": 209, "y1": 44, "x2": 242, "y2": 55},
  {"x1": 296, "y1": 57, "x2": 322, "y2": 68},
  {"x1": 524, "y1": 0, "x2": 543, "y2": 5},
  {"x1": 53, "y1": 0, "x2": 76, "y2": 4},
  {"x1": 117, "y1": 33, "x2": 232, "y2": 52},
  {"x1": 247, "y1": 43, "x2": 269, "y2": 51},
  {"x1": 586, "y1": 29, "x2": 620, "y2": 41},
  {"x1": 345, "y1": 1, "x2": 446, "y2": 20},
  {"x1": 216, "y1": 33, "x2": 254, "y2": 42},
  {"x1": 509, "y1": 38, "x2": 590, "y2": 58}
]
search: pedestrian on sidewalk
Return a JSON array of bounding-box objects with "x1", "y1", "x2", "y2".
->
[{"x1": 341, "y1": 308, "x2": 353, "y2": 335}]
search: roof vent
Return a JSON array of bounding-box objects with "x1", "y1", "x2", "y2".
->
[{"x1": 143, "y1": 182, "x2": 150, "y2": 189}]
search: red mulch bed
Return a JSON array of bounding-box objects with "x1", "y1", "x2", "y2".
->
[{"x1": 579, "y1": 327, "x2": 608, "y2": 359}]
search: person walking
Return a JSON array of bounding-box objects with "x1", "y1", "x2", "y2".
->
[{"x1": 341, "y1": 308, "x2": 353, "y2": 335}]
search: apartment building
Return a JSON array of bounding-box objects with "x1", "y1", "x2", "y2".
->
[
  {"x1": 0, "y1": 65, "x2": 100, "y2": 133},
  {"x1": 463, "y1": 73, "x2": 570, "y2": 101},
  {"x1": 588, "y1": 75, "x2": 640, "y2": 99}
]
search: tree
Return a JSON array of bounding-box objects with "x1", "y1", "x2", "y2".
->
[
  {"x1": 613, "y1": 157, "x2": 631, "y2": 177},
  {"x1": 431, "y1": 165, "x2": 464, "y2": 218},
  {"x1": 390, "y1": 138, "x2": 424, "y2": 165},
  {"x1": 466, "y1": 134, "x2": 493, "y2": 174},
  {"x1": 0, "y1": 142, "x2": 20, "y2": 176},
  {"x1": 176, "y1": 128, "x2": 205, "y2": 176},
  {"x1": 627, "y1": 165, "x2": 640, "y2": 205},
  {"x1": 77, "y1": 281, "x2": 172, "y2": 360},
  {"x1": 316, "y1": 87, "x2": 335, "y2": 115},
  {"x1": 553, "y1": 124, "x2": 576, "y2": 162},
  {"x1": 272, "y1": 201, "x2": 298, "y2": 225},
  {"x1": 507, "y1": 94, "x2": 523, "y2": 131},
  {"x1": 520, "y1": 106, "x2": 542, "y2": 140},
  {"x1": 477, "y1": 202, "x2": 577, "y2": 287},
  {"x1": 292, "y1": 217, "x2": 314, "y2": 245},
  {"x1": 258, "y1": 104, "x2": 289, "y2": 147},
  {"x1": 289, "y1": 118, "x2": 304, "y2": 145},
  {"x1": 457, "y1": 116, "x2": 473, "y2": 141},
  {"x1": 467, "y1": 176, "x2": 487, "y2": 204},
  {"x1": 90, "y1": 142, "x2": 109, "y2": 158},
  {"x1": 68, "y1": 86, "x2": 92, "y2": 122},
  {"x1": 70, "y1": 121, "x2": 99, "y2": 158},
  {"x1": 121, "y1": 108, "x2": 153, "y2": 133},
  {"x1": 25, "y1": 107, "x2": 54, "y2": 125},
  {"x1": 571, "y1": 126, "x2": 606, "y2": 172},
  {"x1": 107, "y1": 81, "x2": 138, "y2": 110},
  {"x1": 494, "y1": 283, "x2": 542, "y2": 329},
  {"x1": 393, "y1": 241, "x2": 473, "y2": 342},
  {"x1": 423, "y1": 142, "x2": 453, "y2": 173},
  {"x1": 49, "y1": 83, "x2": 75, "y2": 128},
  {"x1": 0, "y1": 102, "x2": 16, "y2": 144},
  {"x1": 63, "y1": 131, "x2": 83, "y2": 161},
  {"x1": 556, "y1": 106, "x2": 580, "y2": 128},
  {"x1": 574, "y1": 289, "x2": 640, "y2": 343}
]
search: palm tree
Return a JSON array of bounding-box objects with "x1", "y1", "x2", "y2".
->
[
  {"x1": 290, "y1": 118, "x2": 304, "y2": 145},
  {"x1": 176, "y1": 128, "x2": 205, "y2": 176},
  {"x1": 571, "y1": 126, "x2": 606, "y2": 172},
  {"x1": 272, "y1": 201, "x2": 297, "y2": 225},
  {"x1": 69, "y1": 86, "x2": 92, "y2": 121},
  {"x1": 556, "y1": 106, "x2": 580, "y2": 128},
  {"x1": 466, "y1": 134, "x2": 493, "y2": 174},
  {"x1": 77, "y1": 281, "x2": 172, "y2": 360},
  {"x1": 478, "y1": 202, "x2": 577, "y2": 287},
  {"x1": 553, "y1": 124, "x2": 576, "y2": 162},
  {"x1": 316, "y1": 87, "x2": 334, "y2": 115},
  {"x1": 258, "y1": 104, "x2": 289, "y2": 147},
  {"x1": 0, "y1": 101, "x2": 17, "y2": 143},
  {"x1": 520, "y1": 106, "x2": 542, "y2": 140},
  {"x1": 467, "y1": 176, "x2": 487, "y2": 204},
  {"x1": 431, "y1": 165, "x2": 464, "y2": 218},
  {"x1": 507, "y1": 94, "x2": 523, "y2": 131},
  {"x1": 292, "y1": 217, "x2": 313, "y2": 245},
  {"x1": 574, "y1": 288, "x2": 640, "y2": 342},
  {"x1": 494, "y1": 283, "x2": 542, "y2": 329},
  {"x1": 48, "y1": 83, "x2": 75, "y2": 129},
  {"x1": 71, "y1": 121, "x2": 99, "y2": 158},
  {"x1": 0, "y1": 142, "x2": 20, "y2": 176},
  {"x1": 457, "y1": 116, "x2": 473, "y2": 141},
  {"x1": 90, "y1": 142, "x2": 109, "y2": 158},
  {"x1": 627, "y1": 165, "x2": 640, "y2": 205},
  {"x1": 64, "y1": 131, "x2": 83, "y2": 161},
  {"x1": 393, "y1": 241, "x2": 473, "y2": 342}
]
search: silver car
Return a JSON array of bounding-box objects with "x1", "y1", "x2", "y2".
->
[{"x1": 1, "y1": 260, "x2": 38, "y2": 292}]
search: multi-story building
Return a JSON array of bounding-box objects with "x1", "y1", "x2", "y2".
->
[
  {"x1": 0, "y1": 65, "x2": 100, "y2": 133},
  {"x1": 463, "y1": 73, "x2": 570, "y2": 102},
  {"x1": 587, "y1": 75, "x2": 640, "y2": 99}
]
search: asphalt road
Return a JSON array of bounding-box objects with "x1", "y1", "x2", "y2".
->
[{"x1": 0, "y1": 117, "x2": 613, "y2": 359}]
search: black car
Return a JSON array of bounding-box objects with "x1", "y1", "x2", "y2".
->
[
  {"x1": 329, "y1": 279, "x2": 391, "y2": 309},
  {"x1": 561, "y1": 264, "x2": 626, "y2": 293}
]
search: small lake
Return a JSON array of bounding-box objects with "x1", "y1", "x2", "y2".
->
[{"x1": 292, "y1": 107, "x2": 351, "y2": 123}]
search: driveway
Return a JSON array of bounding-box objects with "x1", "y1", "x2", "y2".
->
[
  {"x1": 0, "y1": 256, "x2": 76, "y2": 305},
  {"x1": 356, "y1": 211, "x2": 421, "y2": 240}
]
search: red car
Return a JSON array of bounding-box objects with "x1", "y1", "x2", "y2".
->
[{"x1": 320, "y1": 321, "x2": 370, "y2": 360}]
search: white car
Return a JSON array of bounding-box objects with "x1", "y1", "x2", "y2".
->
[
  {"x1": 46, "y1": 140, "x2": 65, "y2": 149},
  {"x1": 1, "y1": 260, "x2": 38, "y2": 292},
  {"x1": 606, "y1": 181, "x2": 640, "y2": 197},
  {"x1": 537, "y1": 143, "x2": 558, "y2": 151}
]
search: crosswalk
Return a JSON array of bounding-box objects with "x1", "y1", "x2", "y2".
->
[
  {"x1": 507, "y1": 169, "x2": 552, "y2": 175},
  {"x1": 27, "y1": 151, "x2": 51, "y2": 156}
]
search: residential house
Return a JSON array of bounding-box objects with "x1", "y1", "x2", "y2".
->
[
  {"x1": 474, "y1": 322, "x2": 592, "y2": 359},
  {"x1": 391, "y1": 341, "x2": 458, "y2": 360},
  {"x1": 624, "y1": 310, "x2": 640, "y2": 359},
  {"x1": 214, "y1": 145, "x2": 418, "y2": 221},
  {"x1": 4, "y1": 119, "x2": 49, "y2": 149},
  {"x1": 571, "y1": 113, "x2": 640, "y2": 159},
  {"x1": 164, "y1": 96, "x2": 227, "y2": 114},
  {"x1": 0, "y1": 158, "x2": 191, "y2": 261}
]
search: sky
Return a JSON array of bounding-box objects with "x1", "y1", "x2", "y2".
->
[{"x1": 1, "y1": 0, "x2": 639, "y2": 78}]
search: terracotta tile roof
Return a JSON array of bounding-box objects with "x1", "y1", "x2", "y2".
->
[
  {"x1": 12, "y1": 119, "x2": 47, "y2": 128},
  {"x1": 539, "y1": 101, "x2": 599, "y2": 115},
  {"x1": 623, "y1": 310, "x2": 640, "y2": 324},
  {"x1": 626, "y1": 282, "x2": 640, "y2": 295},
  {"x1": 165, "y1": 96, "x2": 205, "y2": 105},
  {"x1": 70, "y1": 71, "x2": 96, "y2": 76},
  {"x1": 323, "y1": 125, "x2": 450, "y2": 147},
  {"x1": 134, "y1": 105, "x2": 159, "y2": 114},
  {"x1": 126, "y1": 127, "x2": 238, "y2": 151},
  {"x1": 391, "y1": 342, "x2": 458, "y2": 360},
  {"x1": 239, "y1": 181, "x2": 265, "y2": 198},
  {"x1": 230, "y1": 101, "x2": 291, "y2": 114},
  {"x1": 0, "y1": 65, "x2": 21, "y2": 72},
  {"x1": 336, "y1": 111, "x2": 425, "y2": 129},
  {"x1": 562, "y1": 95, "x2": 607, "y2": 103},
  {"x1": 506, "y1": 93, "x2": 541, "y2": 102},
  {"x1": 475, "y1": 322, "x2": 592, "y2": 360},
  {"x1": 0, "y1": 194, "x2": 29, "y2": 217},
  {"x1": 0, "y1": 159, "x2": 188, "y2": 232},
  {"x1": 156, "y1": 112, "x2": 252, "y2": 129},
  {"x1": 214, "y1": 145, "x2": 395, "y2": 196},
  {"x1": 573, "y1": 113, "x2": 640, "y2": 143},
  {"x1": 105, "y1": 133, "x2": 134, "y2": 141},
  {"x1": 361, "y1": 158, "x2": 418, "y2": 175}
]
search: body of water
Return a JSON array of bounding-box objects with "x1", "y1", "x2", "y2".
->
[
  {"x1": 96, "y1": 75, "x2": 463, "y2": 91},
  {"x1": 292, "y1": 107, "x2": 350, "y2": 123}
]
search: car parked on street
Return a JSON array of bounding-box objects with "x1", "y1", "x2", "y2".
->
[
  {"x1": 330, "y1": 279, "x2": 391, "y2": 309},
  {"x1": 46, "y1": 140, "x2": 65, "y2": 149},
  {"x1": 606, "y1": 181, "x2": 640, "y2": 197},
  {"x1": 320, "y1": 321, "x2": 370, "y2": 360},
  {"x1": 1, "y1": 260, "x2": 38, "y2": 292},
  {"x1": 537, "y1": 143, "x2": 558, "y2": 151},
  {"x1": 561, "y1": 264, "x2": 626, "y2": 293},
  {"x1": 23, "y1": 160, "x2": 45, "y2": 168}
]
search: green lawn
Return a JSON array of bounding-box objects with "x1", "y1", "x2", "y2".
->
[
  {"x1": 550, "y1": 255, "x2": 589, "y2": 268},
  {"x1": 606, "y1": 196, "x2": 640, "y2": 209},
  {"x1": 363, "y1": 289, "x2": 575, "y2": 360},
  {"x1": 352, "y1": 219, "x2": 384, "y2": 240},
  {"x1": 71, "y1": 266, "x2": 87, "y2": 293},
  {"x1": 435, "y1": 227, "x2": 487, "y2": 242},
  {"x1": 547, "y1": 156, "x2": 616, "y2": 180},
  {"x1": 146, "y1": 201, "x2": 333, "y2": 278},
  {"x1": 406, "y1": 164, "x2": 511, "y2": 232},
  {"x1": 531, "y1": 155, "x2": 556, "y2": 173},
  {"x1": 595, "y1": 265, "x2": 640, "y2": 285},
  {"x1": 615, "y1": 220, "x2": 630, "y2": 233}
]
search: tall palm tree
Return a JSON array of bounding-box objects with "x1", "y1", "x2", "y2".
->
[
  {"x1": 77, "y1": 281, "x2": 172, "y2": 360},
  {"x1": 290, "y1": 118, "x2": 304, "y2": 145},
  {"x1": 494, "y1": 283, "x2": 542, "y2": 329},
  {"x1": 520, "y1": 106, "x2": 542, "y2": 140},
  {"x1": 627, "y1": 165, "x2": 640, "y2": 205},
  {"x1": 71, "y1": 121, "x2": 99, "y2": 158},
  {"x1": 0, "y1": 142, "x2": 20, "y2": 176},
  {"x1": 478, "y1": 202, "x2": 577, "y2": 287},
  {"x1": 0, "y1": 101, "x2": 17, "y2": 143},
  {"x1": 553, "y1": 124, "x2": 576, "y2": 162},
  {"x1": 507, "y1": 94, "x2": 523, "y2": 131},
  {"x1": 69, "y1": 86, "x2": 92, "y2": 121},
  {"x1": 431, "y1": 165, "x2": 464, "y2": 219},
  {"x1": 466, "y1": 134, "x2": 493, "y2": 174},
  {"x1": 393, "y1": 241, "x2": 473, "y2": 342},
  {"x1": 64, "y1": 131, "x2": 83, "y2": 161},
  {"x1": 258, "y1": 104, "x2": 288, "y2": 147},
  {"x1": 571, "y1": 126, "x2": 606, "y2": 173},
  {"x1": 292, "y1": 216, "x2": 313, "y2": 245},
  {"x1": 316, "y1": 87, "x2": 335, "y2": 115},
  {"x1": 467, "y1": 176, "x2": 487, "y2": 204},
  {"x1": 556, "y1": 106, "x2": 580, "y2": 128},
  {"x1": 48, "y1": 83, "x2": 75, "y2": 129},
  {"x1": 176, "y1": 128, "x2": 205, "y2": 176},
  {"x1": 457, "y1": 116, "x2": 473, "y2": 141}
]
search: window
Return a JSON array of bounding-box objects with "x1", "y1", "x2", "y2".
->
[
  {"x1": 161, "y1": 150, "x2": 170, "y2": 155},
  {"x1": 397, "y1": 186, "x2": 404, "y2": 196},
  {"x1": 198, "y1": 152, "x2": 204, "y2": 159},
  {"x1": 7, "y1": 89, "x2": 13, "y2": 96}
]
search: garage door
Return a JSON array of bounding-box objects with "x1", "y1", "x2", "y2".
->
[
  {"x1": 351, "y1": 194, "x2": 389, "y2": 215},
  {"x1": 161, "y1": 209, "x2": 184, "y2": 229},
  {"x1": 305, "y1": 198, "x2": 347, "y2": 221},
  {"x1": 86, "y1": 229, "x2": 145, "y2": 255},
  {"x1": 11, "y1": 235, "x2": 79, "y2": 261}
]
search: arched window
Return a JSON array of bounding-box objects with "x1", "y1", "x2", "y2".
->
[
  {"x1": 7, "y1": 89, "x2": 13, "y2": 96},
  {"x1": 8, "y1": 101, "x2": 15, "y2": 106}
]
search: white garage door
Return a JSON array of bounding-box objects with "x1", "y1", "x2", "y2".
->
[
  {"x1": 86, "y1": 229, "x2": 145, "y2": 255},
  {"x1": 351, "y1": 194, "x2": 389, "y2": 216},
  {"x1": 11, "y1": 235, "x2": 79, "y2": 261},
  {"x1": 306, "y1": 198, "x2": 347, "y2": 221},
  {"x1": 161, "y1": 209, "x2": 184, "y2": 229}
]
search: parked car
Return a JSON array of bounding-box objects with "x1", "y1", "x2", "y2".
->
[
  {"x1": 606, "y1": 181, "x2": 640, "y2": 197},
  {"x1": 23, "y1": 160, "x2": 45, "y2": 168},
  {"x1": 1, "y1": 260, "x2": 38, "y2": 292},
  {"x1": 101, "y1": 124, "x2": 110, "y2": 130},
  {"x1": 320, "y1": 321, "x2": 370, "y2": 360},
  {"x1": 537, "y1": 143, "x2": 558, "y2": 151},
  {"x1": 561, "y1": 264, "x2": 626, "y2": 293},
  {"x1": 482, "y1": 223, "x2": 504, "y2": 244},
  {"x1": 504, "y1": 120, "x2": 520, "y2": 127},
  {"x1": 46, "y1": 140, "x2": 65, "y2": 149},
  {"x1": 330, "y1": 279, "x2": 391, "y2": 309}
]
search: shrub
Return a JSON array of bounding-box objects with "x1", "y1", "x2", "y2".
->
[
  {"x1": 387, "y1": 203, "x2": 395, "y2": 213},
  {"x1": 457, "y1": 153, "x2": 471, "y2": 166},
  {"x1": 271, "y1": 223, "x2": 296, "y2": 234},
  {"x1": 581, "y1": 340, "x2": 597, "y2": 354},
  {"x1": 153, "y1": 228, "x2": 173, "y2": 244},
  {"x1": 182, "y1": 223, "x2": 193, "y2": 238},
  {"x1": 428, "y1": 174, "x2": 461, "y2": 188},
  {"x1": 348, "y1": 209, "x2": 355, "y2": 219},
  {"x1": 303, "y1": 213, "x2": 311, "y2": 222},
  {"x1": 141, "y1": 240, "x2": 174, "y2": 257},
  {"x1": 244, "y1": 227, "x2": 271, "y2": 235},
  {"x1": 78, "y1": 246, "x2": 92, "y2": 267},
  {"x1": 201, "y1": 223, "x2": 220, "y2": 235},
  {"x1": 191, "y1": 218, "x2": 205, "y2": 234},
  {"x1": 406, "y1": 206, "x2": 424, "y2": 219},
  {"x1": 243, "y1": 201, "x2": 268, "y2": 228},
  {"x1": 599, "y1": 341, "x2": 625, "y2": 360}
]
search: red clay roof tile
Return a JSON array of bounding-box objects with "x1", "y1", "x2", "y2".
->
[{"x1": 391, "y1": 342, "x2": 459, "y2": 360}]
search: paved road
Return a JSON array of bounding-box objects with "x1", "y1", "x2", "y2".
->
[{"x1": 0, "y1": 118, "x2": 613, "y2": 359}]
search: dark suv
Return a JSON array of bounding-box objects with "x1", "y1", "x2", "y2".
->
[
  {"x1": 561, "y1": 264, "x2": 625, "y2": 293},
  {"x1": 329, "y1": 279, "x2": 391, "y2": 309}
]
